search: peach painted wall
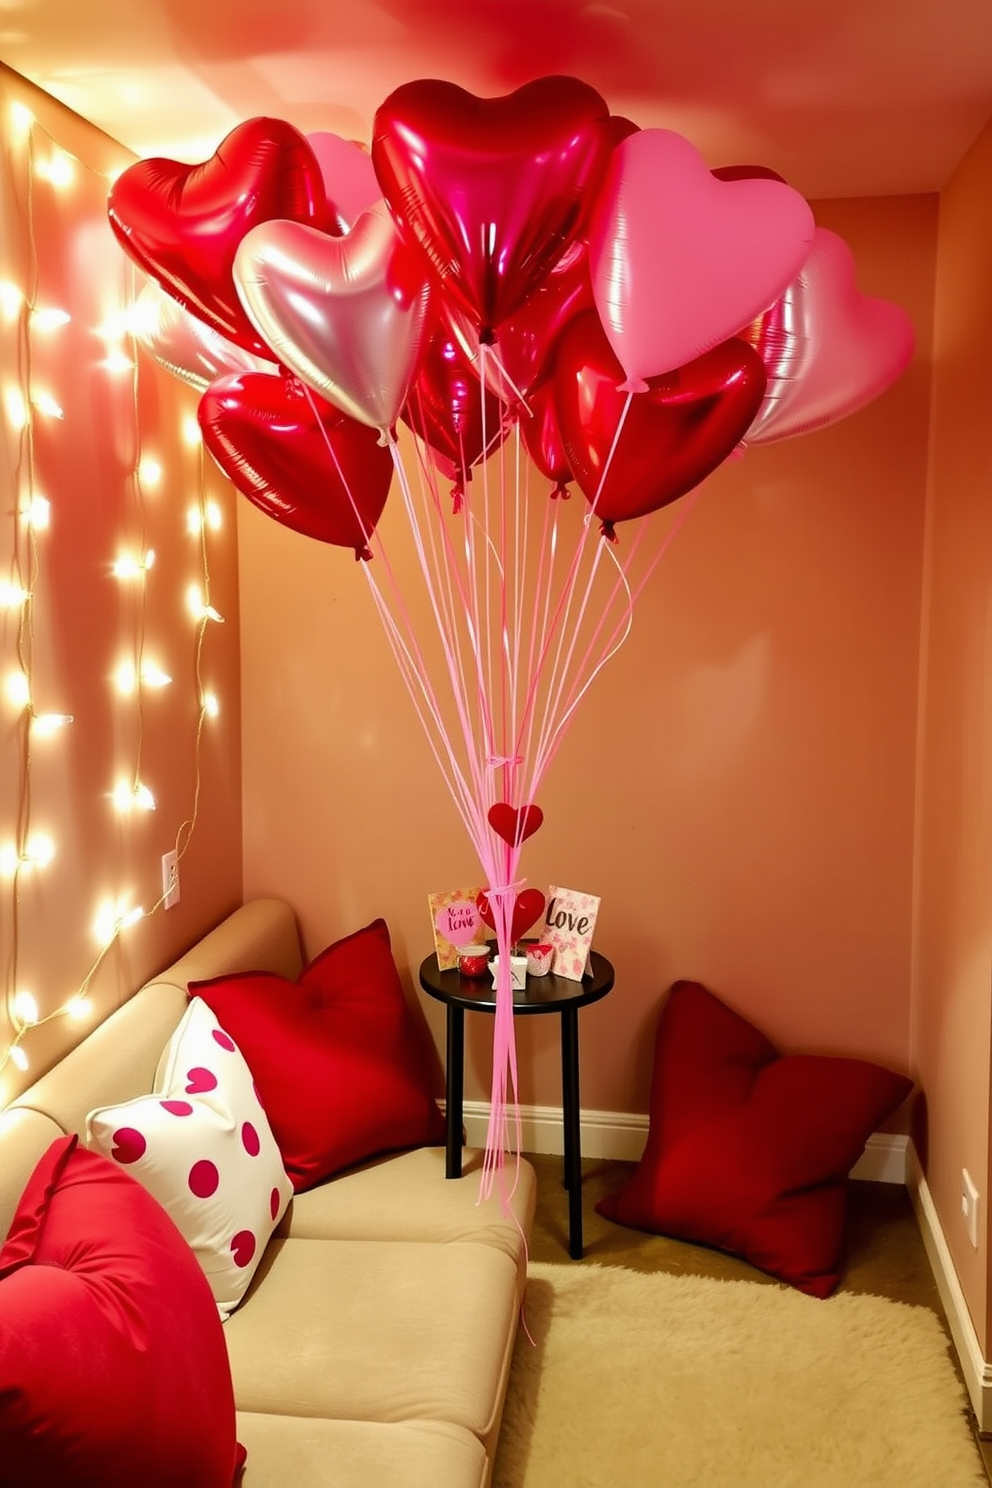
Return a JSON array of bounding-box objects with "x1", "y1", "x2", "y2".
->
[
  {"x1": 0, "y1": 65, "x2": 243, "y2": 1104},
  {"x1": 912, "y1": 113, "x2": 992, "y2": 1351},
  {"x1": 240, "y1": 194, "x2": 936, "y2": 1119}
]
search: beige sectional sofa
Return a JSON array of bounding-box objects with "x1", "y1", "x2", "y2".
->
[{"x1": 0, "y1": 898, "x2": 537, "y2": 1487}]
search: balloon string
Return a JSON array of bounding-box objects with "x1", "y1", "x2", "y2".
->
[{"x1": 511, "y1": 389, "x2": 635, "y2": 790}]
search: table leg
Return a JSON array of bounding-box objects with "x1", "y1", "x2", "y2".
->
[
  {"x1": 445, "y1": 1003, "x2": 465, "y2": 1180},
  {"x1": 561, "y1": 1005, "x2": 583, "y2": 1258}
]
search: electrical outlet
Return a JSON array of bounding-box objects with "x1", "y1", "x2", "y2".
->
[
  {"x1": 961, "y1": 1168, "x2": 980, "y2": 1249},
  {"x1": 161, "y1": 850, "x2": 180, "y2": 910}
]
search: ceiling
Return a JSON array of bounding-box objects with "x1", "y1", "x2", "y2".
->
[{"x1": 3, "y1": 0, "x2": 992, "y2": 199}]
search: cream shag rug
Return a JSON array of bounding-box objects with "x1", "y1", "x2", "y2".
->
[{"x1": 492, "y1": 1263, "x2": 986, "y2": 1488}]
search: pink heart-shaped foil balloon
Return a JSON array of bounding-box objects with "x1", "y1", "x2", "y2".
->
[
  {"x1": 233, "y1": 204, "x2": 431, "y2": 434},
  {"x1": 434, "y1": 903, "x2": 482, "y2": 948},
  {"x1": 306, "y1": 131, "x2": 381, "y2": 233},
  {"x1": 372, "y1": 76, "x2": 612, "y2": 342},
  {"x1": 108, "y1": 116, "x2": 328, "y2": 357},
  {"x1": 134, "y1": 281, "x2": 276, "y2": 394},
  {"x1": 198, "y1": 371, "x2": 393, "y2": 556},
  {"x1": 741, "y1": 228, "x2": 916, "y2": 445},
  {"x1": 589, "y1": 129, "x2": 816, "y2": 388}
]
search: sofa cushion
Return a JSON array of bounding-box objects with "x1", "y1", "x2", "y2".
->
[
  {"x1": 279, "y1": 1146, "x2": 535, "y2": 1272},
  {"x1": 191, "y1": 918, "x2": 445, "y2": 1190},
  {"x1": 596, "y1": 980, "x2": 914, "y2": 1297},
  {"x1": 224, "y1": 1236, "x2": 519, "y2": 1454},
  {"x1": 0, "y1": 1135, "x2": 242, "y2": 1488},
  {"x1": 86, "y1": 997, "x2": 292, "y2": 1316},
  {"x1": 234, "y1": 1414, "x2": 487, "y2": 1488}
]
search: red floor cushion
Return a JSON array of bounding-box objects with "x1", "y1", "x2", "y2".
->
[
  {"x1": 191, "y1": 917, "x2": 445, "y2": 1191},
  {"x1": 597, "y1": 980, "x2": 913, "y2": 1297},
  {"x1": 0, "y1": 1135, "x2": 244, "y2": 1488}
]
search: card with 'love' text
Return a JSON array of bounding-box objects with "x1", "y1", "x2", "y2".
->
[
  {"x1": 542, "y1": 885, "x2": 600, "y2": 981},
  {"x1": 428, "y1": 887, "x2": 485, "y2": 970}
]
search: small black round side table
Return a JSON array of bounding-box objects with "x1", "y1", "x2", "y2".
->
[{"x1": 418, "y1": 950, "x2": 615, "y2": 1259}]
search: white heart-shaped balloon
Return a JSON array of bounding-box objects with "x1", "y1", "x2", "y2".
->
[
  {"x1": 233, "y1": 203, "x2": 431, "y2": 434},
  {"x1": 133, "y1": 281, "x2": 276, "y2": 393},
  {"x1": 743, "y1": 228, "x2": 915, "y2": 444}
]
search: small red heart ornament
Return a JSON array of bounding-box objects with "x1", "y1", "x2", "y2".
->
[
  {"x1": 108, "y1": 116, "x2": 328, "y2": 357},
  {"x1": 477, "y1": 888, "x2": 547, "y2": 945},
  {"x1": 488, "y1": 802, "x2": 545, "y2": 845}
]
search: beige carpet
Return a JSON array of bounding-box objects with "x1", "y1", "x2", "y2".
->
[{"x1": 492, "y1": 1262, "x2": 987, "y2": 1488}]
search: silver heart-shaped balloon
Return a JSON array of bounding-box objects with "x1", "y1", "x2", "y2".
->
[
  {"x1": 133, "y1": 281, "x2": 276, "y2": 392},
  {"x1": 233, "y1": 203, "x2": 431, "y2": 435}
]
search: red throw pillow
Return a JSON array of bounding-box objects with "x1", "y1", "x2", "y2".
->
[
  {"x1": 191, "y1": 917, "x2": 445, "y2": 1191},
  {"x1": 597, "y1": 981, "x2": 913, "y2": 1297},
  {"x1": 0, "y1": 1135, "x2": 244, "y2": 1488}
]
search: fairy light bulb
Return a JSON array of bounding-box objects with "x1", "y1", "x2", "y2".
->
[
  {"x1": 202, "y1": 691, "x2": 220, "y2": 719},
  {"x1": 31, "y1": 712, "x2": 73, "y2": 737},
  {"x1": 12, "y1": 991, "x2": 39, "y2": 1027},
  {"x1": 37, "y1": 151, "x2": 74, "y2": 189},
  {"x1": 0, "y1": 581, "x2": 31, "y2": 608},
  {"x1": 21, "y1": 495, "x2": 51, "y2": 529},
  {"x1": 112, "y1": 780, "x2": 156, "y2": 812},
  {"x1": 140, "y1": 661, "x2": 171, "y2": 689},
  {"x1": 10, "y1": 101, "x2": 33, "y2": 137},
  {"x1": 0, "y1": 281, "x2": 24, "y2": 319},
  {"x1": 0, "y1": 844, "x2": 19, "y2": 877},
  {"x1": 67, "y1": 996, "x2": 91, "y2": 1021},
  {"x1": 114, "y1": 660, "x2": 137, "y2": 695},
  {"x1": 138, "y1": 457, "x2": 162, "y2": 487},
  {"x1": 24, "y1": 834, "x2": 55, "y2": 868},
  {"x1": 5, "y1": 672, "x2": 31, "y2": 708},
  {"x1": 31, "y1": 306, "x2": 71, "y2": 331},
  {"x1": 181, "y1": 415, "x2": 201, "y2": 447},
  {"x1": 9, "y1": 1045, "x2": 28, "y2": 1072},
  {"x1": 186, "y1": 584, "x2": 223, "y2": 624},
  {"x1": 3, "y1": 386, "x2": 28, "y2": 430},
  {"x1": 102, "y1": 347, "x2": 135, "y2": 374},
  {"x1": 112, "y1": 548, "x2": 155, "y2": 579},
  {"x1": 94, "y1": 899, "x2": 144, "y2": 946},
  {"x1": 31, "y1": 390, "x2": 64, "y2": 419}
]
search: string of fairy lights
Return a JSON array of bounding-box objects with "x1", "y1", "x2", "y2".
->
[{"x1": 0, "y1": 95, "x2": 226, "y2": 1088}]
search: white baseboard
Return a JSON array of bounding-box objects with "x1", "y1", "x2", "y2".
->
[
  {"x1": 906, "y1": 1142, "x2": 992, "y2": 1432},
  {"x1": 457, "y1": 1101, "x2": 909, "y2": 1180}
]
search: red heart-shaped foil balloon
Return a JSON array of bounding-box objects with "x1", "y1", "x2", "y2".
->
[
  {"x1": 518, "y1": 379, "x2": 573, "y2": 497},
  {"x1": 198, "y1": 372, "x2": 393, "y2": 556},
  {"x1": 554, "y1": 313, "x2": 767, "y2": 534},
  {"x1": 108, "y1": 117, "x2": 328, "y2": 356},
  {"x1": 372, "y1": 77, "x2": 612, "y2": 342},
  {"x1": 401, "y1": 312, "x2": 509, "y2": 486},
  {"x1": 495, "y1": 242, "x2": 595, "y2": 401},
  {"x1": 477, "y1": 888, "x2": 547, "y2": 946},
  {"x1": 488, "y1": 802, "x2": 545, "y2": 846}
]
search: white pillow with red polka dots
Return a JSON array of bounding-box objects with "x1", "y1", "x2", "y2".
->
[{"x1": 85, "y1": 996, "x2": 292, "y2": 1318}]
